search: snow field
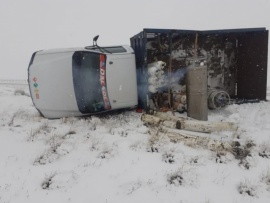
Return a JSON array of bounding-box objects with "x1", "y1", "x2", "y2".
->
[{"x1": 1, "y1": 85, "x2": 270, "y2": 203}]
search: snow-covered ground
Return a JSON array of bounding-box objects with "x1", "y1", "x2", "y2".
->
[{"x1": 1, "y1": 84, "x2": 270, "y2": 203}]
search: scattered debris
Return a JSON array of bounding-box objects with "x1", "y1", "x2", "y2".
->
[
  {"x1": 41, "y1": 173, "x2": 56, "y2": 190},
  {"x1": 238, "y1": 179, "x2": 257, "y2": 196}
]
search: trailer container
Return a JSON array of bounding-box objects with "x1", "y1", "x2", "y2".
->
[{"x1": 131, "y1": 28, "x2": 268, "y2": 116}]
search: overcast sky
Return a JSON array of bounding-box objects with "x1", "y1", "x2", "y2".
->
[{"x1": 1, "y1": 0, "x2": 269, "y2": 84}]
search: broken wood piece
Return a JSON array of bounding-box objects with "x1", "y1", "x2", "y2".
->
[
  {"x1": 141, "y1": 114, "x2": 161, "y2": 126},
  {"x1": 179, "y1": 119, "x2": 238, "y2": 133},
  {"x1": 154, "y1": 112, "x2": 190, "y2": 122},
  {"x1": 142, "y1": 113, "x2": 238, "y2": 133},
  {"x1": 159, "y1": 126, "x2": 232, "y2": 151}
]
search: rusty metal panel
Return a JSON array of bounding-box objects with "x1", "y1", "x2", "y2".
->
[{"x1": 237, "y1": 30, "x2": 268, "y2": 100}]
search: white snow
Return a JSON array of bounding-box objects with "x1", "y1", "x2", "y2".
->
[{"x1": 1, "y1": 84, "x2": 270, "y2": 203}]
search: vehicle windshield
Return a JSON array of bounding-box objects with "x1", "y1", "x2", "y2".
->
[{"x1": 72, "y1": 51, "x2": 111, "y2": 114}]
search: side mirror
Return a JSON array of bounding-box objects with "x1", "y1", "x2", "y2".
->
[{"x1": 93, "y1": 35, "x2": 99, "y2": 46}]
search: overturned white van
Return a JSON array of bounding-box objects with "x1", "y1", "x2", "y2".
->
[{"x1": 28, "y1": 45, "x2": 138, "y2": 118}]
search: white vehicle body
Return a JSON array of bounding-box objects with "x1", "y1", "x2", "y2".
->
[{"x1": 28, "y1": 45, "x2": 138, "y2": 118}]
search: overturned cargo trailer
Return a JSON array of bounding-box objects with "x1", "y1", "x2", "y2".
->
[{"x1": 130, "y1": 28, "x2": 268, "y2": 120}]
